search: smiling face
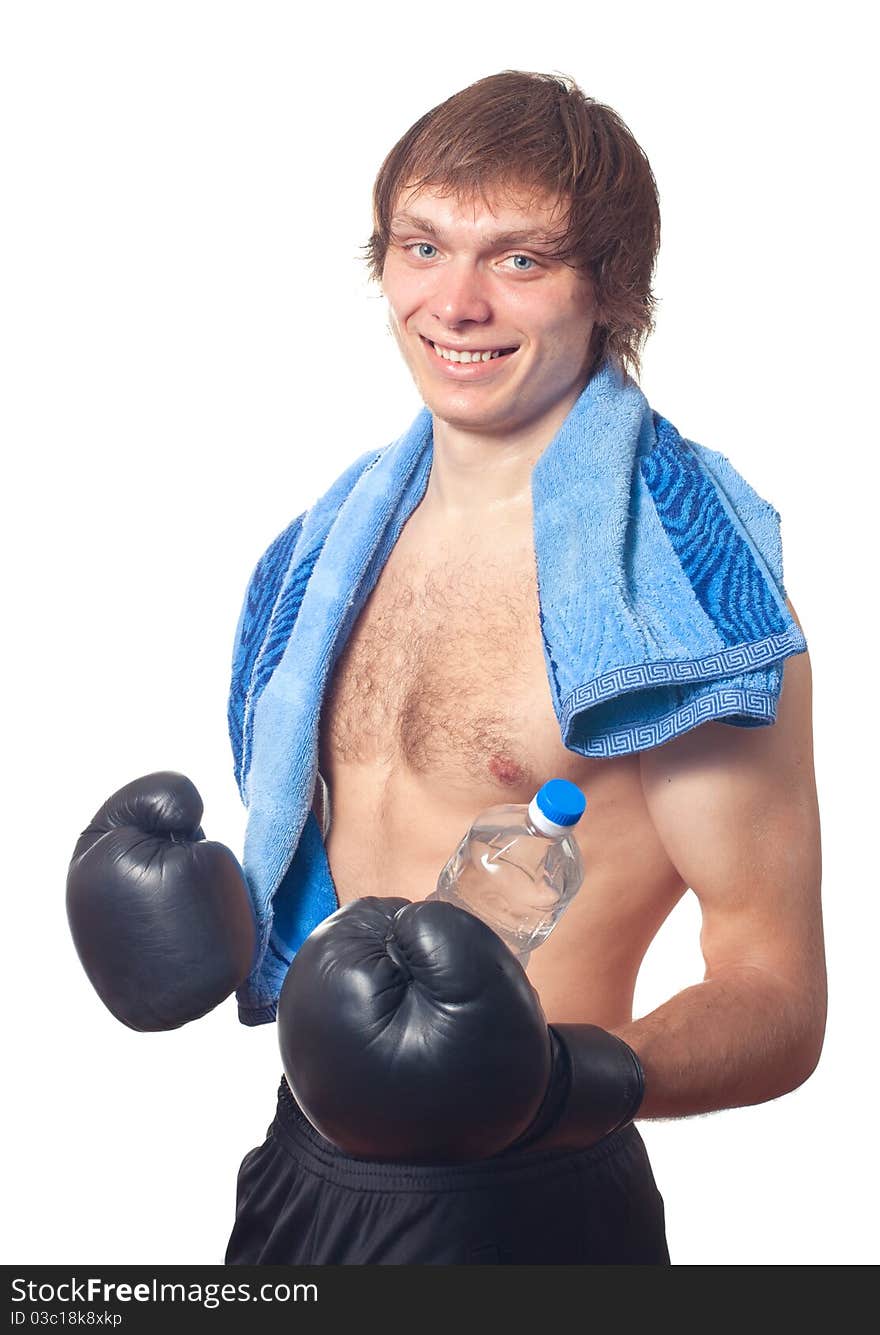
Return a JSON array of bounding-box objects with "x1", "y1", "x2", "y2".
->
[{"x1": 380, "y1": 183, "x2": 601, "y2": 441}]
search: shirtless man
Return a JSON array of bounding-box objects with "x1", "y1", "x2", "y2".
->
[
  {"x1": 221, "y1": 72, "x2": 826, "y2": 1265},
  {"x1": 67, "y1": 69, "x2": 825, "y2": 1267},
  {"x1": 320, "y1": 102, "x2": 825, "y2": 1096}
]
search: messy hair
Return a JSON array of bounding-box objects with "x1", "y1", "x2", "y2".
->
[{"x1": 363, "y1": 70, "x2": 661, "y2": 381}]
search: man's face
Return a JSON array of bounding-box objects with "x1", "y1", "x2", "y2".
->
[{"x1": 381, "y1": 183, "x2": 600, "y2": 439}]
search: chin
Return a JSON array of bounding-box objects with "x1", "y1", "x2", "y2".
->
[
  {"x1": 424, "y1": 398, "x2": 512, "y2": 434},
  {"x1": 414, "y1": 378, "x2": 505, "y2": 424}
]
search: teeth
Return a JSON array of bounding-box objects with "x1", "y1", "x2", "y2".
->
[{"x1": 430, "y1": 342, "x2": 509, "y2": 363}]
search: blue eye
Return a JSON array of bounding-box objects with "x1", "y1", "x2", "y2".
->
[
  {"x1": 508, "y1": 255, "x2": 536, "y2": 271},
  {"x1": 410, "y1": 242, "x2": 438, "y2": 259}
]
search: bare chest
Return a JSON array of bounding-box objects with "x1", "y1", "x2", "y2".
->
[
  {"x1": 316, "y1": 523, "x2": 687, "y2": 1027},
  {"x1": 320, "y1": 533, "x2": 564, "y2": 792}
]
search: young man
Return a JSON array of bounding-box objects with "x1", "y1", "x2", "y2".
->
[{"x1": 223, "y1": 71, "x2": 825, "y2": 1264}]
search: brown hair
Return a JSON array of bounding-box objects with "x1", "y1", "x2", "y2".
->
[{"x1": 364, "y1": 70, "x2": 661, "y2": 381}]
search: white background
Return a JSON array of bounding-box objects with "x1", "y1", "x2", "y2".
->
[{"x1": 2, "y1": 1, "x2": 876, "y2": 1266}]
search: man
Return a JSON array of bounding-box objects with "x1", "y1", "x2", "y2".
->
[{"x1": 223, "y1": 70, "x2": 825, "y2": 1264}]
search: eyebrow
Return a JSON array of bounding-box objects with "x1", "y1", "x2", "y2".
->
[{"x1": 389, "y1": 212, "x2": 560, "y2": 250}]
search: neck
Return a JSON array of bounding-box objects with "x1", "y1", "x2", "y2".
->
[{"x1": 422, "y1": 383, "x2": 584, "y2": 527}]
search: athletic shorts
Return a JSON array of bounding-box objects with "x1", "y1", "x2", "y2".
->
[{"x1": 225, "y1": 1076, "x2": 670, "y2": 1265}]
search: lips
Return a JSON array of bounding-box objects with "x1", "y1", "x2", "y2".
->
[{"x1": 419, "y1": 336, "x2": 521, "y2": 383}]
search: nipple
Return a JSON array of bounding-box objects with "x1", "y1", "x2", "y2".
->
[{"x1": 488, "y1": 754, "x2": 526, "y2": 787}]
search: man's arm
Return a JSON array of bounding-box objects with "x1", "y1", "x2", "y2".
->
[{"x1": 610, "y1": 601, "x2": 826, "y2": 1120}]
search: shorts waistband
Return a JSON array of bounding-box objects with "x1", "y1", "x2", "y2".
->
[{"x1": 271, "y1": 1075, "x2": 640, "y2": 1194}]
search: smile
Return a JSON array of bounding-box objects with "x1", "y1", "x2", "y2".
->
[{"x1": 422, "y1": 336, "x2": 519, "y2": 366}]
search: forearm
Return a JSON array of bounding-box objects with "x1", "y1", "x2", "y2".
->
[{"x1": 609, "y1": 966, "x2": 824, "y2": 1120}]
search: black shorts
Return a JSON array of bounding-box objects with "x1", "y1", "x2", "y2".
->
[{"x1": 225, "y1": 1077, "x2": 670, "y2": 1265}]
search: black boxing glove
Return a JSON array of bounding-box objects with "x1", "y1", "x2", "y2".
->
[
  {"x1": 277, "y1": 896, "x2": 643, "y2": 1163},
  {"x1": 499, "y1": 1022, "x2": 644, "y2": 1155},
  {"x1": 66, "y1": 771, "x2": 256, "y2": 1032}
]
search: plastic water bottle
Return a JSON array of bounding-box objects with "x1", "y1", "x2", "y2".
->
[{"x1": 430, "y1": 778, "x2": 587, "y2": 967}]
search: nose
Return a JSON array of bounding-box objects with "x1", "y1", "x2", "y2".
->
[{"x1": 430, "y1": 260, "x2": 491, "y2": 329}]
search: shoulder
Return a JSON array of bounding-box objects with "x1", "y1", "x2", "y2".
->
[
  {"x1": 641, "y1": 597, "x2": 812, "y2": 779},
  {"x1": 638, "y1": 596, "x2": 819, "y2": 936}
]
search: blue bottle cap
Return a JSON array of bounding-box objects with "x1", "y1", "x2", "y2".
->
[{"x1": 535, "y1": 778, "x2": 586, "y2": 828}]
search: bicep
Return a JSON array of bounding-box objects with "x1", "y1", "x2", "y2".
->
[{"x1": 639, "y1": 608, "x2": 824, "y2": 1004}]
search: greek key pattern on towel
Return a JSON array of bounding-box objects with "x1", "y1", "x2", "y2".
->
[
  {"x1": 563, "y1": 627, "x2": 801, "y2": 716},
  {"x1": 568, "y1": 688, "x2": 777, "y2": 758}
]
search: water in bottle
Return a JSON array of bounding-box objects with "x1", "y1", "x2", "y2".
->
[{"x1": 431, "y1": 778, "x2": 586, "y2": 966}]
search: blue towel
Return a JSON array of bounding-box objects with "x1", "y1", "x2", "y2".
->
[{"x1": 228, "y1": 357, "x2": 806, "y2": 1025}]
